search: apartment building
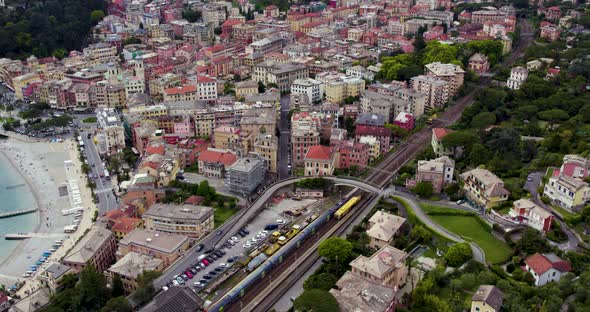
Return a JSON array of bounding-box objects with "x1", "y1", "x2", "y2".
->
[
  {"x1": 291, "y1": 78, "x2": 324, "y2": 103},
  {"x1": 202, "y1": 3, "x2": 227, "y2": 27},
  {"x1": 235, "y1": 80, "x2": 259, "y2": 98},
  {"x1": 117, "y1": 228, "x2": 192, "y2": 268},
  {"x1": 163, "y1": 85, "x2": 198, "y2": 102},
  {"x1": 197, "y1": 149, "x2": 237, "y2": 178},
  {"x1": 38, "y1": 263, "x2": 74, "y2": 294},
  {"x1": 83, "y1": 42, "x2": 118, "y2": 65},
  {"x1": 411, "y1": 75, "x2": 450, "y2": 109},
  {"x1": 108, "y1": 252, "x2": 164, "y2": 294},
  {"x1": 350, "y1": 245, "x2": 408, "y2": 289},
  {"x1": 304, "y1": 145, "x2": 336, "y2": 176},
  {"x1": 412, "y1": 156, "x2": 455, "y2": 193},
  {"x1": 367, "y1": 210, "x2": 406, "y2": 249},
  {"x1": 213, "y1": 126, "x2": 241, "y2": 150},
  {"x1": 330, "y1": 271, "x2": 397, "y2": 312},
  {"x1": 424, "y1": 62, "x2": 465, "y2": 98},
  {"x1": 509, "y1": 199, "x2": 554, "y2": 233},
  {"x1": 240, "y1": 115, "x2": 276, "y2": 138},
  {"x1": 360, "y1": 90, "x2": 425, "y2": 122},
  {"x1": 227, "y1": 155, "x2": 267, "y2": 195},
  {"x1": 142, "y1": 203, "x2": 214, "y2": 238},
  {"x1": 317, "y1": 74, "x2": 365, "y2": 103},
  {"x1": 253, "y1": 62, "x2": 309, "y2": 92},
  {"x1": 63, "y1": 226, "x2": 117, "y2": 273},
  {"x1": 335, "y1": 140, "x2": 369, "y2": 170},
  {"x1": 254, "y1": 134, "x2": 278, "y2": 173},
  {"x1": 291, "y1": 112, "x2": 321, "y2": 166},
  {"x1": 543, "y1": 175, "x2": 590, "y2": 213},
  {"x1": 196, "y1": 76, "x2": 218, "y2": 100},
  {"x1": 507, "y1": 66, "x2": 528, "y2": 90},
  {"x1": 460, "y1": 168, "x2": 510, "y2": 209},
  {"x1": 246, "y1": 36, "x2": 284, "y2": 55},
  {"x1": 12, "y1": 72, "x2": 41, "y2": 100},
  {"x1": 95, "y1": 108, "x2": 126, "y2": 155},
  {"x1": 359, "y1": 136, "x2": 381, "y2": 162}
]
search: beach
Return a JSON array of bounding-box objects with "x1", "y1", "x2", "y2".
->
[{"x1": 0, "y1": 137, "x2": 97, "y2": 293}]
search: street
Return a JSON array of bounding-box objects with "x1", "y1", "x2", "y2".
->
[
  {"x1": 278, "y1": 95, "x2": 290, "y2": 180},
  {"x1": 79, "y1": 128, "x2": 118, "y2": 215},
  {"x1": 524, "y1": 172, "x2": 581, "y2": 250}
]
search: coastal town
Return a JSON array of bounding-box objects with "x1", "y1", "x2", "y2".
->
[{"x1": 0, "y1": 0, "x2": 589, "y2": 311}]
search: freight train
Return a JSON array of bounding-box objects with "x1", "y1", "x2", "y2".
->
[{"x1": 207, "y1": 191, "x2": 362, "y2": 312}]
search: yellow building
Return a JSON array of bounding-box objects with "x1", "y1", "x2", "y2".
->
[
  {"x1": 322, "y1": 76, "x2": 365, "y2": 104},
  {"x1": 460, "y1": 168, "x2": 510, "y2": 209},
  {"x1": 471, "y1": 285, "x2": 504, "y2": 312},
  {"x1": 213, "y1": 125, "x2": 241, "y2": 150},
  {"x1": 12, "y1": 73, "x2": 41, "y2": 100},
  {"x1": 254, "y1": 134, "x2": 278, "y2": 173},
  {"x1": 235, "y1": 80, "x2": 259, "y2": 98}
]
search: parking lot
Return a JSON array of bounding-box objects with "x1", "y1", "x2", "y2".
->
[{"x1": 162, "y1": 198, "x2": 320, "y2": 291}]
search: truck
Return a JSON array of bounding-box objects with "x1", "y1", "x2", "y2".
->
[{"x1": 64, "y1": 225, "x2": 78, "y2": 233}]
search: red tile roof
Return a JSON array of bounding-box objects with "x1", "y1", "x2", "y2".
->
[
  {"x1": 305, "y1": 145, "x2": 334, "y2": 160},
  {"x1": 146, "y1": 145, "x2": 166, "y2": 156},
  {"x1": 197, "y1": 76, "x2": 216, "y2": 83},
  {"x1": 112, "y1": 217, "x2": 142, "y2": 234},
  {"x1": 433, "y1": 128, "x2": 453, "y2": 140},
  {"x1": 222, "y1": 19, "x2": 243, "y2": 27},
  {"x1": 525, "y1": 253, "x2": 572, "y2": 275},
  {"x1": 184, "y1": 195, "x2": 204, "y2": 205},
  {"x1": 198, "y1": 150, "x2": 237, "y2": 167},
  {"x1": 164, "y1": 85, "x2": 197, "y2": 95}
]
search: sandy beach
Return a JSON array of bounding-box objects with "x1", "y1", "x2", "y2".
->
[{"x1": 0, "y1": 137, "x2": 97, "y2": 292}]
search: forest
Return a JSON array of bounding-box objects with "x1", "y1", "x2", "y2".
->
[{"x1": 0, "y1": 0, "x2": 106, "y2": 59}]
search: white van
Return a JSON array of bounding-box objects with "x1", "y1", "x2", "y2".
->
[{"x1": 198, "y1": 254, "x2": 206, "y2": 261}]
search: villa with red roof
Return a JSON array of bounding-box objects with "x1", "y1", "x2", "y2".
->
[
  {"x1": 304, "y1": 145, "x2": 336, "y2": 176},
  {"x1": 524, "y1": 253, "x2": 571, "y2": 286},
  {"x1": 431, "y1": 128, "x2": 454, "y2": 157},
  {"x1": 197, "y1": 149, "x2": 237, "y2": 178}
]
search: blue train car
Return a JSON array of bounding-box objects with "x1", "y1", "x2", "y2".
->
[{"x1": 208, "y1": 192, "x2": 359, "y2": 312}]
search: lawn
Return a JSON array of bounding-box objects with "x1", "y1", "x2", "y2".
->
[
  {"x1": 429, "y1": 215, "x2": 512, "y2": 264},
  {"x1": 213, "y1": 205, "x2": 238, "y2": 228},
  {"x1": 82, "y1": 117, "x2": 97, "y2": 123},
  {"x1": 551, "y1": 204, "x2": 575, "y2": 219},
  {"x1": 420, "y1": 203, "x2": 474, "y2": 216}
]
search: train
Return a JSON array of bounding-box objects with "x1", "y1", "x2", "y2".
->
[
  {"x1": 207, "y1": 191, "x2": 360, "y2": 312},
  {"x1": 334, "y1": 196, "x2": 361, "y2": 219}
]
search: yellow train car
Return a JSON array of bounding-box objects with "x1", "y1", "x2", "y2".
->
[
  {"x1": 334, "y1": 196, "x2": 361, "y2": 220},
  {"x1": 264, "y1": 243, "x2": 281, "y2": 256}
]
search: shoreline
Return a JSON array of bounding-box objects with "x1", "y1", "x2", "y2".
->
[{"x1": 0, "y1": 148, "x2": 43, "y2": 269}]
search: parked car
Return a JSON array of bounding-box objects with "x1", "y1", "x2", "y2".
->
[{"x1": 196, "y1": 244, "x2": 205, "y2": 252}]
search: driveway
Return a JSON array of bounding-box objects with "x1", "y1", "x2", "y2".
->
[{"x1": 524, "y1": 172, "x2": 581, "y2": 251}]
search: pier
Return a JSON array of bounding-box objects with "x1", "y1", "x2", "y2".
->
[
  {"x1": 5, "y1": 232, "x2": 67, "y2": 240},
  {"x1": 0, "y1": 208, "x2": 37, "y2": 219}
]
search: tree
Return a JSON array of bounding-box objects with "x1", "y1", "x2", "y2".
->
[
  {"x1": 515, "y1": 228, "x2": 550, "y2": 255},
  {"x1": 470, "y1": 111, "x2": 496, "y2": 130},
  {"x1": 344, "y1": 117, "x2": 355, "y2": 135},
  {"x1": 413, "y1": 181, "x2": 434, "y2": 198},
  {"x1": 258, "y1": 81, "x2": 266, "y2": 93},
  {"x1": 410, "y1": 225, "x2": 432, "y2": 243},
  {"x1": 100, "y1": 297, "x2": 132, "y2": 312},
  {"x1": 423, "y1": 41, "x2": 460, "y2": 65},
  {"x1": 133, "y1": 271, "x2": 162, "y2": 305},
  {"x1": 293, "y1": 289, "x2": 339, "y2": 312},
  {"x1": 78, "y1": 265, "x2": 110, "y2": 310},
  {"x1": 318, "y1": 237, "x2": 353, "y2": 269},
  {"x1": 303, "y1": 272, "x2": 338, "y2": 291},
  {"x1": 182, "y1": 10, "x2": 202, "y2": 23},
  {"x1": 538, "y1": 109, "x2": 569, "y2": 126},
  {"x1": 111, "y1": 275, "x2": 125, "y2": 298},
  {"x1": 444, "y1": 242, "x2": 472, "y2": 267},
  {"x1": 90, "y1": 10, "x2": 105, "y2": 24},
  {"x1": 123, "y1": 37, "x2": 142, "y2": 46}
]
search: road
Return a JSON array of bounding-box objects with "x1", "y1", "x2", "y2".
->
[
  {"x1": 153, "y1": 176, "x2": 382, "y2": 289},
  {"x1": 79, "y1": 129, "x2": 117, "y2": 215},
  {"x1": 524, "y1": 171, "x2": 581, "y2": 250},
  {"x1": 278, "y1": 95, "x2": 290, "y2": 180}
]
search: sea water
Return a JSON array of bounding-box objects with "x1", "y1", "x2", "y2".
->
[{"x1": 0, "y1": 151, "x2": 37, "y2": 264}]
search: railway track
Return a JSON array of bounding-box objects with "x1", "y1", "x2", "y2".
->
[{"x1": 211, "y1": 19, "x2": 534, "y2": 312}]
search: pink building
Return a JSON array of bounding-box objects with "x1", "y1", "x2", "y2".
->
[
  {"x1": 336, "y1": 141, "x2": 369, "y2": 170},
  {"x1": 540, "y1": 22, "x2": 560, "y2": 41},
  {"x1": 156, "y1": 45, "x2": 176, "y2": 61},
  {"x1": 174, "y1": 116, "x2": 195, "y2": 137},
  {"x1": 423, "y1": 26, "x2": 445, "y2": 41},
  {"x1": 393, "y1": 112, "x2": 414, "y2": 131},
  {"x1": 355, "y1": 125, "x2": 391, "y2": 155}
]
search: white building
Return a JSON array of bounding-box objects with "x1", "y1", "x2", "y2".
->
[
  {"x1": 507, "y1": 66, "x2": 528, "y2": 90},
  {"x1": 291, "y1": 78, "x2": 324, "y2": 103},
  {"x1": 524, "y1": 253, "x2": 571, "y2": 286},
  {"x1": 196, "y1": 76, "x2": 218, "y2": 100}
]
